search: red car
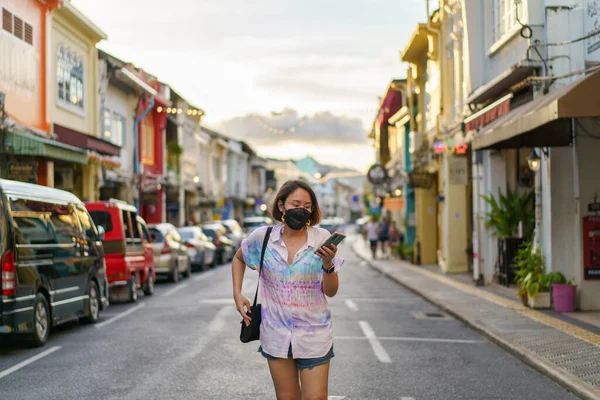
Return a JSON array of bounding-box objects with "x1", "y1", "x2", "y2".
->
[{"x1": 85, "y1": 200, "x2": 155, "y2": 302}]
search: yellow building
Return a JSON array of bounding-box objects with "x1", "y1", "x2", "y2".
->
[
  {"x1": 47, "y1": 2, "x2": 108, "y2": 201},
  {"x1": 401, "y1": 18, "x2": 440, "y2": 266}
]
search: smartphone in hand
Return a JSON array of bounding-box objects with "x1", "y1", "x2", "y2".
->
[{"x1": 315, "y1": 232, "x2": 346, "y2": 253}]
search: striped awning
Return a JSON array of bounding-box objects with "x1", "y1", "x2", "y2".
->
[{"x1": 8, "y1": 131, "x2": 88, "y2": 164}]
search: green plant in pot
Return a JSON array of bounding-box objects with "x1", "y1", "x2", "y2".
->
[
  {"x1": 481, "y1": 189, "x2": 534, "y2": 239},
  {"x1": 514, "y1": 241, "x2": 549, "y2": 308}
]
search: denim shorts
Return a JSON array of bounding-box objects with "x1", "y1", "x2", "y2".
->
[{"x1": 258, "y1": 344, "x2": 335, "y2": 370}]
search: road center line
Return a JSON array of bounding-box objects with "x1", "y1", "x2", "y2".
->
[
  {"x1": 336, "y1": 336, "x2": 485, "y2": 344},
  {"x1": 95, "y1": 303, "x2": 145, "y2": 329},
  {"x1": 162, "y1": 282, "x2": 189, "y2": 297},
  {"x1": 345, "y1": 299, "x2": 358, "y2": 311},
  {"x1": 359, "y1": 321, "x2": 391, "y2": 363},
  {"x1": 208, "y1": 306, "x2": 231, "y2": 333},
  {"x1": 199, "y1": 298, "x2": 233, "y2": 304},
  {"x1": 0, "y1": 346, "x2": 61, "y2": 380}
]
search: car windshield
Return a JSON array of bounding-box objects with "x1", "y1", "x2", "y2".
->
[
  {"x1": 149, "y1": 228, "x2": 164, "y2": 243},
  {"x1": 244, "y1": 220, "x2": 265, "y2": 228},
  {"x1": 88, "y1": 211, "x2": 114, "y2": 233},
  {"x1": 177, "y1": 227, "x2": 199, "y2": 241},
  {"x1": 203, "y1": 229, "x2": 217, "y2": 241}
]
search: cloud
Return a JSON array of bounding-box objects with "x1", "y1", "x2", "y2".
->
[{"x1": 216, "y1": 108, "x2": 369, "y2": 146}]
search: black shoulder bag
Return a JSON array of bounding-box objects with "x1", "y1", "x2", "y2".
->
[{"x1": 240, "y1": 226, "x2": 273, "y2": 343}]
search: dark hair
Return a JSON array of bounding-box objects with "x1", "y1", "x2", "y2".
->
[{"x1": 270, "y1": 180, "x2": 322, "y2": 226}]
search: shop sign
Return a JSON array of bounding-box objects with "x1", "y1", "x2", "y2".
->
[
  {"x1": 7, "y1": 162, "x2": 37, "y2": 184},
  {"x1": 584, "y1": 0, "x2": 600, "y2": 61},
  {"x1": 140, "y1": 177, "x2": 160, "y2": 193},
  {"x1": 383, "y1": 197, "x2": 405, "y2": 211},
  {"x1": 583, "y1": 216, "x2": 600, "y2": 280},
  {"x1": 408, "y1": 171, "x2": 432, "y2": 189},
  {"x1": 448, "y1": 156, "x2": 469, "y2": 185}
]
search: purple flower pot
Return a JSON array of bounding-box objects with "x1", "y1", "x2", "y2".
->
[{"x1": 552, "y1": 284, "x2": 577, "y2": 313}]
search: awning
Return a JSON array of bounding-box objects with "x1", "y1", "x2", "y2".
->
[
  {"x1": 8, "y1": 131, "x2": 88, "y2": 164},
  {"x1": 472, "y1": 70, "x2": 600, "y2": 150},
  {"x1": 53, "y1": 124, "x2": 121, "y2": 156}
]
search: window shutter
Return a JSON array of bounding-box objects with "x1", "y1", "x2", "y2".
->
[
  {"x1": 13, "y1": 15, "x2": 23, "y2": 40},
  {"x1": 24, "y1": 23, "x2": 33, "y2": 45},
  {"x1": 2, "y1": 8, "x2": 12, "y2": 34}
]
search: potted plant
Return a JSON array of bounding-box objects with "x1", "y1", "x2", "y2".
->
[
  {"x1": 514, "y1": 241, "x2": 547, "y2": 308},
  {"x1": 481, "y1": 188, "x2": 534, "y2": 286},
  {"x1": 551, "y1": 273, "x2": 577, "y2": 313}
]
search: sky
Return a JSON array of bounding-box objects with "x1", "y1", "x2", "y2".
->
[{"x1": 71, "y1": 0, "x2": 426, "y2": 172}]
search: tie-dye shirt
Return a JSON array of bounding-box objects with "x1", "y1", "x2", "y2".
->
[{"x1": 241, "y1": 223, "x2": 344, "y2": 359}]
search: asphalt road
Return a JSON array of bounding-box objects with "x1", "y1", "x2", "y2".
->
[{"x1": 0, "y1": 235, "x2": 580, "y2": 400}]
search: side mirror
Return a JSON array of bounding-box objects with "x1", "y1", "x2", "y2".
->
[{"x1": 97, "y1": 225, "x2": 106, "y2": 241}]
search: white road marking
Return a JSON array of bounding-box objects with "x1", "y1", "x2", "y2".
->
[
  {"x1": 95, "y1": 303, "x2": 145, "y2": 329},
  {"x1": 328, "y1": 397, "x2": 346, "y2": 400},
  {"x1": 359, "y1": 321, "x2": 391, "y2": 363},
  {"x1": 401, "y1": 398, "x2": 416, "y2": 400},
  {"x1": 0, "y1": 346, "x2": 61, "y2": 380},
  {"x1": 199, "y1": 298, "x2": 234, "y2": 304},
  {"x1": 162, "y1": 282, "x2": 189, "y2": 297},
  {"x1": 345, "y1": 299, "x2": 358, "y2": 311},
  {"x1": 193, "y1": 268, "x2": 220, "y2": 282},
  {"x1": 208, "y1": 306, "x2": 231, "y2": 333},
  {"x1": 336, "y1": 336, "x2": 485, "y2": 344}
]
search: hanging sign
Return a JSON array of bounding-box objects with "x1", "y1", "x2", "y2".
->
[
  {"x1": 448, "y1": 156, "x2": 469, "y2": 185},
  {"x1": 583, "y1": 216, "x2": 600, "y2": 280}
]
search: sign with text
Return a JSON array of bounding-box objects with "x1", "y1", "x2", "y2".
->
[
  {"x1": 383, "y1": 197, "x2": 405, "y2": 211},
  {"x1": 448, "y1": 156, "x2": 469, "y2": 185},
  {"x1": 583, "y1": 216, "x2": 600, "y2": 280},
  {"x1": 584, "y1": 0, "x2": 600, "y2": 61},
  {"x1": 7, "y1": 162, "x2": 37, "y2": 184}
]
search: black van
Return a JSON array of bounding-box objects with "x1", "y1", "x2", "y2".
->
[{"x1": 0, "y1": 180, "x2": 109, "y2": 346}]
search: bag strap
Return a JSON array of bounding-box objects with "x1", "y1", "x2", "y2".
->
[{"x1": 252, "y1": 226, "x2": 273, "y2": 307}]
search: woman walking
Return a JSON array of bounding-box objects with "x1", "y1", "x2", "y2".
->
[{"x1": 231, "y1": 180, "x2": 343, "y2": 400}]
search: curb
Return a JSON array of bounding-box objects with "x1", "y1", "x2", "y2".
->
[{"x1": 352, "y1": 243, "x2": 600, "y2": 400}]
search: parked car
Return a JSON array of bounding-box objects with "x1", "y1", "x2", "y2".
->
[
  {"x1": 148, "y1": 223, "x2": 191, "y2": 282},
  {"x1": 214, "y1": 219, "x2": 245, "y2": 249},
  {"x1": 86, "y1": 200, "x2": 155, "y2": 302},
  {"x1": 0, "y1": 179, "x2": 108, "y2": 346},
  {"x1": 202, "y1": 224, "x2": 235, "y2": 265},
  {"x1": 243, "y1": 216, "x2": 274, "y2": 234},
  {"x1": 177, "y1": 226, "x2": 217, "y2": 270},
  {"x1": 319, "y1": 217, "x2": 346, "y2": 234}
]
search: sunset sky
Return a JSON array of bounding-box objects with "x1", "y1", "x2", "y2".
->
[{"x1": 72, "y1": 0, "x2": 425, "y2": 171}]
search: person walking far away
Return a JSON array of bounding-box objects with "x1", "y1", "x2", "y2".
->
[
  {"x1": 378, "y1": 217, "x2": 391, "y2": 260},
  {"x1": 365, "y1": 215, "x2": 380, "y2": 260},
  {"x1": 231, "y1": 180, "x2": 344, "y2": 400}
]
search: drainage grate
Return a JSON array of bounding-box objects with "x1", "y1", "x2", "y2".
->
[{"x1": 411, "y1": 311, "x2": 452, "y2": 320}]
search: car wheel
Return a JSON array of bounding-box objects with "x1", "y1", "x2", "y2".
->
[
  {"x1": 217, "y1": 250, "x2": 224, "y2": 266},
  {"x1": 31, "y1": 293, "x2": 50, "y2": 347},
  {"x1": 210, "y1": 252, "x2": 217, "y2": 268},
  {"x1": 170, "y1": 261, "x2": 179, "y2": 283},
  {"x1": 84, "y1": 281, "x2": 100, "y2": 323},
  {"x1": 184, "y1": 257, "x2": 192, "y2": 278},
  {"x1": 128, "y1": 276, "x2": 138, "y2": 303},
  {"x1": 143, "y1": 270, "x2": 155, "y2": 296}
]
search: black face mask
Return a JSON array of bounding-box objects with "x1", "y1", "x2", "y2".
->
[{"x1": 283, "y1": 208, "x2": 311, "y2": 230}]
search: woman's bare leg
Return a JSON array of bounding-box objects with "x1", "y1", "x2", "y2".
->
[{"x1": 268, "y1": 358, "x2": 301, "y2": 400}]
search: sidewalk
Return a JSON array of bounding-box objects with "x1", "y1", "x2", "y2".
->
[{"x1": 352, "y1": 238, "x2": 600, "y2": 400}]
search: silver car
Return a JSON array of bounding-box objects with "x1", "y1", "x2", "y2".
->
[
  {"x1": 214, "y1": 219, "x2": 245, "y2": 250},
  {"x1": 148, "y1": 223, "x2": 191, "y2": 282},
  {"x1": 177, "y1": 226, "x2": 217, "y2": 270}
]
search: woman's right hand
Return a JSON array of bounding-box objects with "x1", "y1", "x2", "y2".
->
[{"x1": 234, "y1": 292, "x2": 252, "y2": 327}]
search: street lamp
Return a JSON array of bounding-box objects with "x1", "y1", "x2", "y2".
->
[
  {"x1": 314, "y1": 172, "x2": 322, "y2": 180},
  {"x1": 260, "y1": 204, "x2": 267, "y2": 212},
  {"x1": 394, "y1": 189, "x2": 402, "y2": 196},
  {"x1": 527, "y1": 149, "x2": 541, "y2": 172},
  {"x1": 193, "y1": 176, "x2": 200, "y2": 184}
]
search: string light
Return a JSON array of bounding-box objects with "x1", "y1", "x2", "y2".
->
[
  {"x1": 157, "y1": 106, "x2": 163, "y2": 113},
  {"x1": 252, "y1": 113, "x2": 310, "y2": 136},
  {"x1": 166, "y1": 107, "x2": 172, "y2": 113}
]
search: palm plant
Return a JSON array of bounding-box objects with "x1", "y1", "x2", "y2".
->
[{"x1": 481, "y1": 188, "x2": 534, "y2": 239}]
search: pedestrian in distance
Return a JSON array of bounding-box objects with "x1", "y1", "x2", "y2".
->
[
  {"x1": 365, "y1": 215, "x2": 380, "y2": 259},
  {"x1": 378, "y1": 217, "x2": 391, "y2": 260},
  {"x1": 231, "y1": 180, "x2": 344, "y2": 400}
]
